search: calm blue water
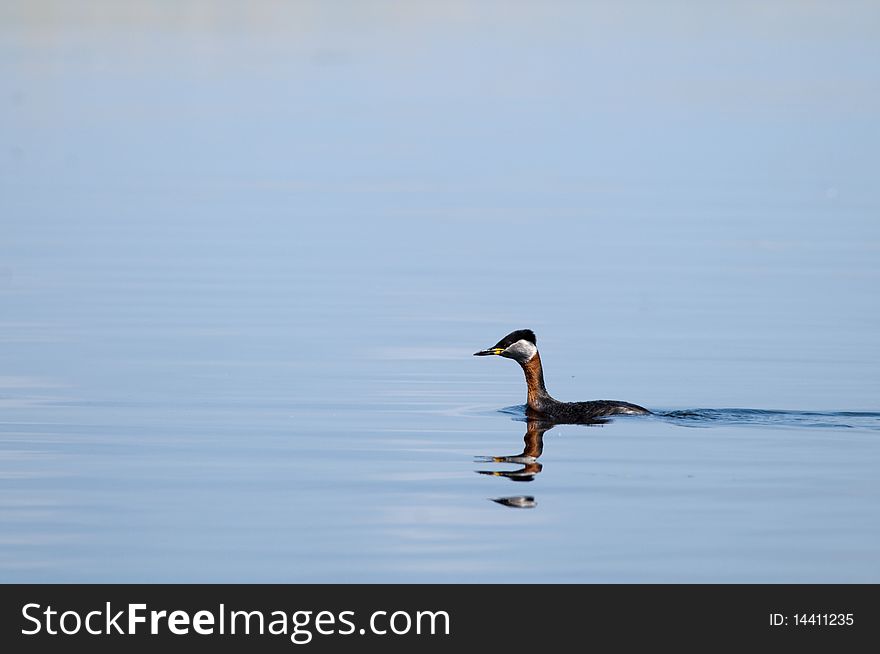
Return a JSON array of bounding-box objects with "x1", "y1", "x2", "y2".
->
[{"x1": 2, "y1": 2, "x2": 879, "y2": 582}]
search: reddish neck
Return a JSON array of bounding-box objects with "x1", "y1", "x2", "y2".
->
[{"x1": 522, "y1": 352, "x2": 552, "y2": 411}]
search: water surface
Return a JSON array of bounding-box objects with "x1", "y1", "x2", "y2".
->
[{"x1": 1, "y1": 2, "x2": 879, "y2": 582}]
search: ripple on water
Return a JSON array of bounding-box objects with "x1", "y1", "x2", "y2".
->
[{"x1": 659, "y1": 408, "x2": 880, "y2": 431}]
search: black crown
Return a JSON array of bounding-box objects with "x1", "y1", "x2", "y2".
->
[{"x1": 493, "y1": 329, "x2": 537, "y2": 349}]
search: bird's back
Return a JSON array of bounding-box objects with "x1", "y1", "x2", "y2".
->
[{"x1": 542, "y1": 399, "x2": 651, "y2": 423}]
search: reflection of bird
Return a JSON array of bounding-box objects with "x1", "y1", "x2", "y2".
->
[
  {"x1": 480, "y1": 418, "x2": 549, "y2": 509},
  {"x1": 475, "y1": 329, "x2": 650, "y2": 423},
  {"x1": 475, "y1": 416, "x2": 551, "y2": 482},
  {"x1": 491, "y1": 496, "x2": 536, "y2": 509}
]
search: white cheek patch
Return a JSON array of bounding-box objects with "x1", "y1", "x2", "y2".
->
[{"x1": 504, "y1": 339, "x2": 537, "y2": 362}]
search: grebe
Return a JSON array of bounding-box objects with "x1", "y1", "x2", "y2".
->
[{"x1": 474, "y1": 329, "x2": 651, "y2": 422}]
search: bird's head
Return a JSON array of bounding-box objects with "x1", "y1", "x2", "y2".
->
[{"x1": 474, "y1": 329, "x2": 538, "y2": 364}]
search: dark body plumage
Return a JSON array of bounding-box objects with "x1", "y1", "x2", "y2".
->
[
  {"x1": 531, "y1": 397, "x2": 650, "y2": 423},
  {"x1": 475, "y1": 329, "x2": 651, "y2": 424}
]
